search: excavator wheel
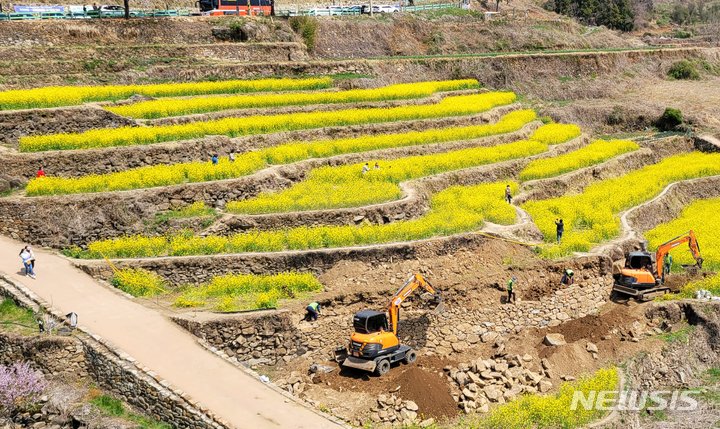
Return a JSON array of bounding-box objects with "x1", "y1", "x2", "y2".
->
[
  {"x1": 375, "y1": 359, "x2": 391, "y2": 376},
  {"x1": 403, "y1": 350, "x2": 417, "y2": 364}
]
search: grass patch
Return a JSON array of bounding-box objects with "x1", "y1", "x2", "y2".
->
[
  {"x1": 0, "y1": 298, "x2": 36, "y2": 334},
  {"x1": 91, "y1": 395, "x2": 171, "y2": 429},
  {"x1": 658, "y1": 323, "x2": 695, "y2": 345}
]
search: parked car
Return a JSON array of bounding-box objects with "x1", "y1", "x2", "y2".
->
[
  {"x1": 343, "y1": 5, "x2": 362, "y2": 14},
  {"x1": 361, "y1": 4, "x2": 398, "y2": 14},
  {"x1": 98, "y1": 5, "x2": 139, "y2": 16}
]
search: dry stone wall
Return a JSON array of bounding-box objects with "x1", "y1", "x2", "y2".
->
[
  {"x1": 171, "y1": 263, "x2": 614, "y2": 366},
  {"x1": 1, "y1": 103, "x2": 514, "y2": 181},
  {"x1": 0, "y1": 105, "x2": 136, "y2": 146},
  {"x1": 0, "y1": 273, "x2": 230, "y2": 429}
]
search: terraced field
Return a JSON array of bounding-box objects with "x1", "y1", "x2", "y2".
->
[
  {"x1": 2, "y1": 59, "x2": 719, "y2": 429},
  {"x1": 3, "y1": 75, "x2": 716, "y2": 300}
]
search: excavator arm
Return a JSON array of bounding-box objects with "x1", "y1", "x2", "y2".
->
[
  {"x1": 656, "y1": 230, "x2": 703, "y2": 278},
  {"x1": 388, "y1": 274, "x2": 443, "y2": 335}
]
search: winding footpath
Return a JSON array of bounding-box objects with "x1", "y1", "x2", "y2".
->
[{"x1": 0, "y1": 234, "x2": 342, "y2": 429}]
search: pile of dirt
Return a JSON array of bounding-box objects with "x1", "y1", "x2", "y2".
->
[
  {"x1": 396, "y1": 366, "x2": 458, "y2": 420},
  {"x1": 542, "y1": 305, "x2": 636, "y2": 343}
]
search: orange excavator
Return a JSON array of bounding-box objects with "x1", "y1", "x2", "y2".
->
[
  {"x1": 334, "y1": 274, "x2": 443, "y2": 376},
  {"x1": 613, "y1": 230, "x2": 703, "y2": 301}
]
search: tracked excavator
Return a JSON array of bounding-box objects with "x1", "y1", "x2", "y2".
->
[
  {"x1": 613, "y1": 230, "x2": 703, "y2": 301},
  {"x1": 334, "y1": 274, "x2": 443, "y2": 376}
]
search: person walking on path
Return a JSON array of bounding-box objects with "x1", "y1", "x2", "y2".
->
[
  {"x1": 24, "y1": 245, "x2": 35, "y2": 270},
  {"x1": 505, "y1": 185, "x2": 512, "y2": 204},
  {"x1": 507, "y1": 277, "x2": 516, "y2": 303},
  {"x1": 560, "y1": 268, "x2": 574, "y2": 285},
  {"x1": 36, "y1": 167, "x2": 46, "y2": 178},
  {"x1": 20, "y1": 248, "x2": 35, "y2": 279},
  {"x1": 362, "y1": 163, "x2": 370, "y2": 175},
  {"x1": 555, "y1": 219, "x2": 564, "y2": 243},
  {"x1": 664, "y1": 253, "x2": 673, "y2": 276},
  {"x1": 305, "y1": 302, "x2": 321, "y2": 321}
]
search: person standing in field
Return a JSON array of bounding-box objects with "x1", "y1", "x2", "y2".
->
[
  {"x1": 664, "y1": 253, "x2": 673, "y2": 275},
  {"x1": 560, "y1": 268, "x2": 574, "y2": 285},
  {"x1": 555, "y1": 219, "x2": 564, "y2": 243},
  {"x1": 373, "y1": 162, "x2": 380, "y2": 170},
  {"x1": 362, "y1": 163, "x2": 370, "y2": 175},
  {"x1": 229, "y1": 152, "x2": 236, "y2": 162},
  {"x1": 20, "y1": 248, "x2": 35, "y2": 279},
  {"x1": 36, "y1": 167, "x2": 46, "y2": 178},
  {"x1": 505, "y1": 185, "x2": 512, "y2": 204},
  {"x1": 507, "y1": 277, "x2": 516, "y2": 303},
  {"x1": 212, "y1": 155, "x2": 218, "y2": 165}
]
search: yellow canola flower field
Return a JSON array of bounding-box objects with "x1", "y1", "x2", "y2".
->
[
  {"x1": 227, "y1": 123, "x2": 581, "y2": 214},
  {"x1": 519, "y1": 139, "x2": 639, "y2": 181},
  {"x1": 110, "y1": 268, "x2": 166, "y2": 298},
  {"x1": 26, "y1": 110, "x2": 537, "y2": 196},
  {"x1": 106, "y1": 80, "x2": 480, "y2": 119},
  {"x1": 645, "y1": 198, "x2": 720, "y2": 272},
  {"x1": 0, "y1": 77, "x2": 333, "y2": 111},
  {"x1": 480, "y1": 367, "x2": 618, "y2": 429},
  {"x1": 524, "y1": 152, "x2": 720, "y2": 258},
  {"x1": 66, "y1": 181, "x2": 520, "y2": 259},
  {"x1": 174, "y1": 271, "x2": 322, "y2": 311},
  {"x1": 19, "y1": 92, "x2": 517, "y2": 152}
]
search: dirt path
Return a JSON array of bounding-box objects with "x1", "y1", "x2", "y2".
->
[{"x1": 0, "y1": 235, "x2": 342, "y2": 429}]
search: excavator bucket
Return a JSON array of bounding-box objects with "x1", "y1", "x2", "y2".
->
[
  {"x1": 422, "y1": 292, "x2": 444, "y2": 315},
  {"x1": 342, "y1": 356, "x2": 377, "y2": 373}
]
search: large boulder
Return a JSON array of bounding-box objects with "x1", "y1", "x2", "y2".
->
[{"x1": 543, "y1": 333, "x2": 567, "y2": 346}]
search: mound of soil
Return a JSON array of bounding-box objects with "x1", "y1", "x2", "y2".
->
[
  {"x1": 396, "y1": 366, "x2": 458, "y2": 420},
  {"x1": 319, "y1": 356, "x2": 458, "y2": 420},
  {"x1": 541, "y1": 305, "x2": 635, "y2": 343}
]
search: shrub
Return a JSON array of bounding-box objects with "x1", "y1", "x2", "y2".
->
[
  {"x1": 0, "y1": 362, "x2": 48, "y2": 416},
  {"x1": 668, "y1": 60, "x2": 699, "y2": 80},
  {"x1": 175, "y1": 272, "x2": 321, "y2": 311},
  {"x1": 110, "y1": 268, "x2": 166, "y2": 297},
  {"x1": 657, "y1": 107, "x2": 683, "y2": 131},
  {"x1": 481, "y1": 367, "x2": 618, "y2": 428},
  {"x1": 289, "y1": 16, "x2": 318, "y2": 50}
]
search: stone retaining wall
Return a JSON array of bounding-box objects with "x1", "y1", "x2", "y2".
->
[
  {"x1": 0, "y1": 105, "x2": 136, "y2": 146},
  {"x1": 0, "y1": 273, "x2": 230, "y2": 429},
  {"x1": 0, "y1": 108, "x2": 524, "y2": 247},
  {"x1": 170, "y1": 256, "x2": 613, "y2": 366},
  {"x1": 0, "y1": 104, "x2": 515, "y2": 180},
  {"x1": 625, "y1": 176, "x2": 720, "y2": 233}
]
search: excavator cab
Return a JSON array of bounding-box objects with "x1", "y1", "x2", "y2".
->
[
  {"x1": 338, "y1": 274, "x2": 441, "y2": 376},
  {"x1": 616, "y1": 252, "x2": 659, "y2": 289},
  {"x1": 613, "y1": 231, "x2": 703, "y2": 301}
]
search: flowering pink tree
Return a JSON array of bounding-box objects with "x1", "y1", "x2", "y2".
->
[{"x1": 0, "y1": 362, "x2": 49, "y2": 416}]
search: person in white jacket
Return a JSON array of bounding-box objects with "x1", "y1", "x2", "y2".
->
[
  {"x1": 24, "y1": 245, "x2": 35, "y2": 270},
  {"x1": 20, "y1": 248, "x2": 35, "y2": 279}
]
